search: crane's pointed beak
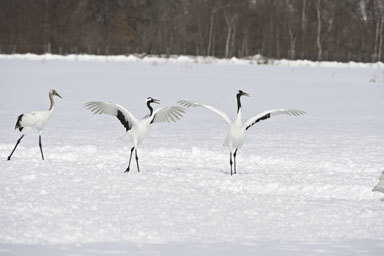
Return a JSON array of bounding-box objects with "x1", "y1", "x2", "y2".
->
[
  {"x1": 55, "y1": 92, "x2": 63, "y2": 99},
  {"x1": 243, "y1": 92, "x2": 250, "y2": 97},
  {"x1": 153, "y1": 99, "x2": 160, "y2": 104}
]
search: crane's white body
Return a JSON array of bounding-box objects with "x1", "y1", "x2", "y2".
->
[
  {"x1": 17, "y1": 109, "x2": 54, "y2": 135},
  {"x1": 120, "y1": 118, "x2": 152, "y2": 146},
  {"x1": 224, "y1": 110, "x2": 245, "y2": 151}
]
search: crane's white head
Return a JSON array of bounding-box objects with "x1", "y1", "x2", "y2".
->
[
  {"x1": 237, "y1": 90, "x2": 250, "y2": 97},
  {"x1": 50, "y1": 89, "x2": 62, "y2": 99},
  {"x1": 146, "y1": 97, "x2": 160, "y2": 104}
]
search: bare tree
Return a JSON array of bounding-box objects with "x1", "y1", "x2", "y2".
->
[
  {"x1": 315, "y1": 0, "x2": 322, "y2": 61},
  {"x1": 286, "y1": 0, "x2": 297, "y2": 59},
  {"x1": 301, "y1": 0, "x2": 307, "y2": 58},
  {"x1": 378, "y1": 13, "x2": 384, "y2": 61},
  {"x1": 224, "y1": 10, "x2": 238, "y2": 58},
  {"x1": 373, "y1": 0, "x2": 384, "y2": 61},
  {"x1": 207, "y1": 0, "x2": 228, "y2": 56}
]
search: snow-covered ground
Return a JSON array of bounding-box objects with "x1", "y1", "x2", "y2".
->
[
  {"x1": 0, "y1": 55, "x2": 383, "y2": 255},
  {"x1": 2, "y1": 53, "x2": 384, "y2": 68}
]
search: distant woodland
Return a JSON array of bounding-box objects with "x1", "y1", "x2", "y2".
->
[{"x1": 1, "y1": 0, "x2": 384, "y2": 62}]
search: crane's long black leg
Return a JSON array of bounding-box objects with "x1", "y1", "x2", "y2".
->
[
  {"x1": 124, "y1": 147, "x2": 135, "y2": 173},
  {"x1": 135, "y1": 149, "x2": 140, "y2": 172},
  {"x1": 234, "y1": 149, "x2": 238, "y2": 174},
  {"x1": 39, "y1": 135, "x2": 45, "y2": 160},
  {"x1": 7, "y1": 135, "x2": 24, "y2": 161},
  {"x1": 230, "y1": 152, "x2": 233, "y2": 176}
]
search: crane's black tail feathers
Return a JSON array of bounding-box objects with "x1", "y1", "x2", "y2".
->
[{"x1": 15, "y1": 114, "x2": 24, "y2": 132}]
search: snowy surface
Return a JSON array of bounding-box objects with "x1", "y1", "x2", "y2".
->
[
  {"x1": 1, "y1": 53, "x2": 384, "y2": 69},
  {"x1": 0, "y1": 55, "x2": 384, "y2": 255}
]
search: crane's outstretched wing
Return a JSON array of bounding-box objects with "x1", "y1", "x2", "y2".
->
[
  {"x1": 243, "y1": 109, "x2": 306, "y2": 130},
  {"x1": 151, "y1": 106, "x2": 185, "y2": 123},
  {"x1": 178, "y1": 100, "x2": 232, "y2": 124},
  {"x1": 85, "y1": 101, "x2": 137, "y2": 131},
  {"x1": 373, "y1": 170, "x2": 384, "y2": 193}
]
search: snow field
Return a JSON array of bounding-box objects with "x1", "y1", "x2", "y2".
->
[{"x1": 0, "y1": 55, "x2": 383, "y2": 255}]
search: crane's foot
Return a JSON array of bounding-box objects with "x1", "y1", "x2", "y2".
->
[
  {"x1": 124, "y1": 167, "x2": 130, "y2": 173},
  {"x1": 7, "y1": 156, "x2": 11, "y2": 161}
]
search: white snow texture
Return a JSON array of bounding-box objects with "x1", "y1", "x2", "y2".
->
[{"x1": 0, "y1": 54, "x2": 384, "y2": 255}]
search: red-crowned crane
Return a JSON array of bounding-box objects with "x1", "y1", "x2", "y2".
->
[
  {"x1": 85, "y1": 97, "x2": 185, "y2": 173},
  {"x1": 373, "y1": 171, "x2": 384, "y2": 193},
  {"x1": 7, "y1": 89, "x2": 62, "y2": 161},
  {"x1": 179, "y1": 90, "x2": 306, "y2": 175}
]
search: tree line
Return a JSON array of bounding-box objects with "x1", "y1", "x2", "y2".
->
[{"x1": 1, "y1": 0, "x2": 384, "y2": 62}]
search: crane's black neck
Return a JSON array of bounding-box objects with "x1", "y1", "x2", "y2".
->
[
  {"x1": 49, "y1": 92, "x2": 55, "y2": 111},
  {"x1": 147, "y1": 101, "x2": 154, "y2": 116},
  {"x1": 236, "y1": 93, "x2": 242, "y2": 113}
]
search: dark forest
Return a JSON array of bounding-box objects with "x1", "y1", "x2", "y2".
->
[{"x1": 1, "y1": 0, "x2": 383, "y2": 62}]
